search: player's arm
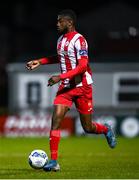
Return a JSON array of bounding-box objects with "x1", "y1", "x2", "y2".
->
[
  {"x1": 60, "y1": 58, "x2": 88, "y2": 80},
  {"x1": 47, "y1": 58, "x2": 88, "y2": 86},
  {"x1": 26, "y1": 55, "x2": 59, "y2": 70}
]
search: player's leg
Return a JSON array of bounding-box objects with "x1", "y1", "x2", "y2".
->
[
  {"x1": 79, "y1": 113, "x2": 108, "y2": 134},
  {"x1": 50, "y1": 104, "x2": 69, "y2": 160},
  {"x1": 43, "y1": 104, "x2": 69, "y2": 172},
  {"x1": 75, "y1": 85, "x2": 116, "y2": 148},
  {"x1": 79, "y1": 113, "x2": 117, "y2": 148},
  {"x1": 44, "y1": 85, "x2": 72, "y2": 172},
  {"x1": 80, "y1": 113, "x2": 116, "y2": 148}
]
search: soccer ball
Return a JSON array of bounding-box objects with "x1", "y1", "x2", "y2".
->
[{"x1": 28, "y1": 149, "x2": 48, "y2": 169}]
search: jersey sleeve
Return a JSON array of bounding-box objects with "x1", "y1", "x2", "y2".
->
[
  {"x1": 59, "y1": 59, "x2": 88, "y2": 80},
  {"x1": 74, "y1": 36, "x2": 88, "y2": 60},
  {"x1": 39, "y1": 55, "x2": 59, "y2": 65}
]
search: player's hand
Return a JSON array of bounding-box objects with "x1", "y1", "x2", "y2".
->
[
  {"x1": 26, "y1": 60, "x2": 40, "y2": 70},
  {"x1": 47, "y1": 75, "x2": 61, "y2": 86}
]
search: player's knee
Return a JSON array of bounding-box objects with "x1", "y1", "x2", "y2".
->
[
  {"x1": 83, "y1": 126, "x2": 92, "y2": 133},
  {"x1": 83, "y1": 125, "x2": 96, "y2": 133}
]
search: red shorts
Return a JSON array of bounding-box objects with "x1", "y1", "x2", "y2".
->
[{"x1": 54, "y1": 84, "x2": 93, "y2": 114}]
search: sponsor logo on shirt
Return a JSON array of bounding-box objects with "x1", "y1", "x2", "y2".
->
[{"x1": 79, "y1": 49, "x2": 88, "y2": 56}]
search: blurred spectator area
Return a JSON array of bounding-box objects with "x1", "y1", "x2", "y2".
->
[
  {"x1": 0, "y1": 0, "x2": 139, "y2": 62},
  {"x1": 0, "y1": 0, "x2": 139, "y2": 108}
]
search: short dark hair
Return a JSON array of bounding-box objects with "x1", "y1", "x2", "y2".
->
[{"x1": 58, "y1": 9, "x2": 77, "y2": 26}]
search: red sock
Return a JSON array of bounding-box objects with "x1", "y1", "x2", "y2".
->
[
  {"x1": 92, "y1": 122, "x2": 108, "y2": 134},
  {"x1": 49, "y1": 129, "x2": 61, "y2": 160}
]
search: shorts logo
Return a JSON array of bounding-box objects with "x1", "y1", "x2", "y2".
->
[
  {"x1": 79, "y1": 49, "x2": 88, "y2": 56},
  {"x1": 88, "y1": 108, "x2": 92, "y2": 112},
  {"x1": 88, "y1": 101, "x2": 92, "y2": 111}
]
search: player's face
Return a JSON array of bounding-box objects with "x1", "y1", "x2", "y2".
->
[{"x1": 57, "y1": 15, "x2": 72, "y2": 34}]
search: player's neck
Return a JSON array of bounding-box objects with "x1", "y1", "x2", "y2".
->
[
  {"x1": 67, "y1": 27, "x2": 75, "y2": 33},
  {"x1": 64, "y1": 30, "x2": 76, "y2": 37}
]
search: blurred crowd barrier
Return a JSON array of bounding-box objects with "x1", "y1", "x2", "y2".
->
[
  {"x1": 0, "y1": 113, "x2": 139, "y2": 138},
  {"x1": 0, "y1": 113, "x2": 75, "y2": 137}
]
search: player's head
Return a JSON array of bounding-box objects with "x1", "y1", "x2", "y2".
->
[{"x1": 57, "y1": 9, "x2": 77, "y2": 34}]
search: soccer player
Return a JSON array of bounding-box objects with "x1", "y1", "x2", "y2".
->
[{"x1": 26, "y1": 9, "x2": 117, "y2": 172}]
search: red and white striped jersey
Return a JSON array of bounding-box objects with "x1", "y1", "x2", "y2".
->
[{"x1": 57, "y1": 31, "x2": 93, "y2": 87}]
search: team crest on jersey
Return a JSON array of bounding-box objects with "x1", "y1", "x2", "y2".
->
[
  {"x1": 81, "y1": 41, "x2": 86, "y2": 49},
  {"x1": 79, "y1": 49, "x2": 88, "y2": 56}
]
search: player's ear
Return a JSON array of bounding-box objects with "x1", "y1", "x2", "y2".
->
[{"x1": 68, "y1": 19, "x2": 73, "y2": 27}]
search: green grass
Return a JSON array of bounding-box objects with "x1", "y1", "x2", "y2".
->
[{"x1": 0, "y1": 136, "x2": 139, "y2": 179}]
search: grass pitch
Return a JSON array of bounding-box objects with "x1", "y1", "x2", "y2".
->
[{"x1": 0, "y1": 135, "x2": 139, "y2": 179}]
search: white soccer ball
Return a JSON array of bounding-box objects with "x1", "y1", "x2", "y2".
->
[{"x1": 28, "y1": 149, "x2": 48, "y2": 169}]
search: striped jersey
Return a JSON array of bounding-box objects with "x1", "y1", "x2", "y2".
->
[{"x1": 57, "y1": 31, "x2": 93, "y2": 87}]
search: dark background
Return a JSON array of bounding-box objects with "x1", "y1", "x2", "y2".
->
[{"x1": 0, "y1": 0, "x2": 139, "y2": 108}]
